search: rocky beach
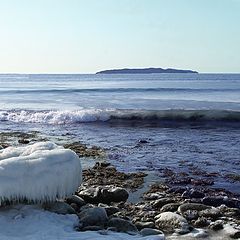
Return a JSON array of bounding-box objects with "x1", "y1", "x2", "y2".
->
[{"x1": 0, "y1": 133, "x2": 239, "y2": 240}]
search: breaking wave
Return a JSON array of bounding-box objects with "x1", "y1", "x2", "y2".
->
[{"x1": 0, "y1": 109, "x2": 240, "y2": 125}]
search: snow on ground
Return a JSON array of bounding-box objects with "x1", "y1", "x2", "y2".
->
[
  {"x1": 0, "y1": 142, "x2": 82, "y2": 203},
  {"x1": 0, "y1": 205, "x2": 164, "y2": 240}
]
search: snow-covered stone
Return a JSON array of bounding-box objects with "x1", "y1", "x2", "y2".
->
[{"x1": 0, "y1": 142, "x2": 82, "y2": 204}]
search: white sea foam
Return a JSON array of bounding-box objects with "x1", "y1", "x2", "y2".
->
[
  {"x1": 0, "y1": 109, "x2": 111, "y2": 124},
  {"x1": 0, "y1": 142, "x2": 82, "y2": 203},
  {"x1": 0, "y1": 109, "x2": 240, "y2": 125}
]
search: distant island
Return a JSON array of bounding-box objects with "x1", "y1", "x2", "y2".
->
[{"x1": 96, "y1": 68, "x2": 198, "y2": 74}]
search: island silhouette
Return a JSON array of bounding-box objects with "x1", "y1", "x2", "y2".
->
[{"x1": 96, "y1": 67, "x2": 198, "y2": 74}]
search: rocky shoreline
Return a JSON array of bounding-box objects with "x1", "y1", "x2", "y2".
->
[
  {"x1": 1, "y1": 134, "x2": 240, "y2": 239},
  {"x1": 44, "y1": 162, "x2": 240, "y2": 239}
]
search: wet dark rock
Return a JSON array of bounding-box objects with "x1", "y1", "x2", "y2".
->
[
  {"x1": 66, "y1": 195, "x2": 86, "y2": 207},
  {"x1": 225, "y1": 199, "x2": 240, "y2": 209},
  {"x1": 79, "y1": 203, "x2": 95, "y2": 212},
  {"x1": 78, "y1": 186, "x2": 129, "y2": 204},
  {"x1": 135, "y1": 221, "x2": 155, "y2": 230},
  {"x1": 43, "y1": 201, "x2": 76, "y2": 215},
  {"x1": 77, "y1": 187, "x2": 97, "y2": 203},
  {"x1": 97, "y1": 204, "x2": 120, "y2": 216},
  {"x1": 202, "y1": 196, "x2": 225, "y2": 207},
  {"x1": 182, "y1": 189, "x2": 205, "y2": 199},
  {"x1": 140, "y1": 228, "x2": 165, "y2": 237},
  {"x1": 101, "y1": 186, "x2": 129, "y2": 203},
  {"x1": 160, "y1": 203, "x2": 180, "y2": 212},
  {"x1": 78, "y1": 207, "x2": 108, "y2": 227},
  {"x1": 70, "y1": 203, "x2": 79, "y2": 212},
  {"x1": 99, "y1": 162, "x2": 111, "y2": 167},
  {"x1": 153, "y1": 198, "x2": 176, "y2": 209},
  {"x1": 107, "y1": 217, "x2": 138, "y2": 233},
  {"x1": 18, "y1": 139, "x2": 30, "y2": 144},
  {"x1": 138, "y1": 139, "x2": 149, "y2": 144},
  {"x1": 193, "y1": 217, "x2": 210, "y2": 227},
  {"x1": 167, "y1": 187, "x2": 187, "y2": 194}
]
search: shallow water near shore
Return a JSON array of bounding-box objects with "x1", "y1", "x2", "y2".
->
[{"x1": 0, "y1": 73, "x2": 240, "y2": 194}]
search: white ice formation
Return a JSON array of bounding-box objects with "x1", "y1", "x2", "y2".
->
[{"x1": 0, "y1": 142, "x2": 82, "y2": 204}]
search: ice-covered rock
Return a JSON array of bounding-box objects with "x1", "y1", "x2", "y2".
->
[{"x1": 0, "y1": 142, "x2": 82, "y2": 204}]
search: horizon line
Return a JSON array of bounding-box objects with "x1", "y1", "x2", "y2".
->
[{"x1": 1, "y1": 72, "x2": 240, "y2": 75}]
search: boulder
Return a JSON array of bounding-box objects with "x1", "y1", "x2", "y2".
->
[
  {"x1": 101, "y1": 186, "x2": 129, "y2": 203},
  {"x1": 78, "y1": 186, "x2": 129, "y2": 204},
  {"x1": 78, "y1": 207, "x2": 108, "y2": 227},
  {"x1": 66, "y1": 195, "x2": 86, "y2": 207},
  {"x1": 43, "y1": 201, "x2": 76, "y2": 215},
  {"x1": 107, "y1": 217, "x2": 138, "y2": 233},
  {"x1": 155, "y1": 212, "x2": 189, "y2": 233}
]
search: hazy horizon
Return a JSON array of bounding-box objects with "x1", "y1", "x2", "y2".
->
[{"x1": 0, "y1": 0, "x2": 240, "y2": 74}]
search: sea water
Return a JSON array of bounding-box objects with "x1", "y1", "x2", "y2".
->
[{"x1": 0, "y1": 73, "x2": 239, "y2": 193}]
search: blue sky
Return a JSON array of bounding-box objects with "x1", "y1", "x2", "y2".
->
[{"x1": 0, "y1": 0, "x2": 239, "y2": 73}]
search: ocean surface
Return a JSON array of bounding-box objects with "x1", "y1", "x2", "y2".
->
[{"x1": 0, "y1": 73, "x2": 239, "y2": 193}]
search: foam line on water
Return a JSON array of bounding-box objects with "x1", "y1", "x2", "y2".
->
[{"x1": 0, "y1": 109, "x2": 240, "y2": 125}]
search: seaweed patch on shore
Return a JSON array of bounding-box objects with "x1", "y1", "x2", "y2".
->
[
  {"x1": 64, "y1": 142, "x2": 106, "y2": 158},
  {"x1": 0, "y1": 131, "x2": 40, "y2": 148},
  {"x1": 81, "y1": 162, "x2": 147, "y2": 191}
]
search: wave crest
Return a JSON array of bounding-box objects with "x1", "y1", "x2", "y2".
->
[{"x1": 0, "y1": 109, "x2": 240, "y2": 125}]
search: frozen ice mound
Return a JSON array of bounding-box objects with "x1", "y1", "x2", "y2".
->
[{"x1": 0, "y1": 142, "x2": 82, "y2": 204}]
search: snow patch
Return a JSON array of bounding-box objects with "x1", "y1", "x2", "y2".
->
[
  {"x1": 0, "y1": 205, "x2": 165, "y2": 240},
  {"x1": 0, "y1": 142, "x2": 82, "y2": 203}
]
